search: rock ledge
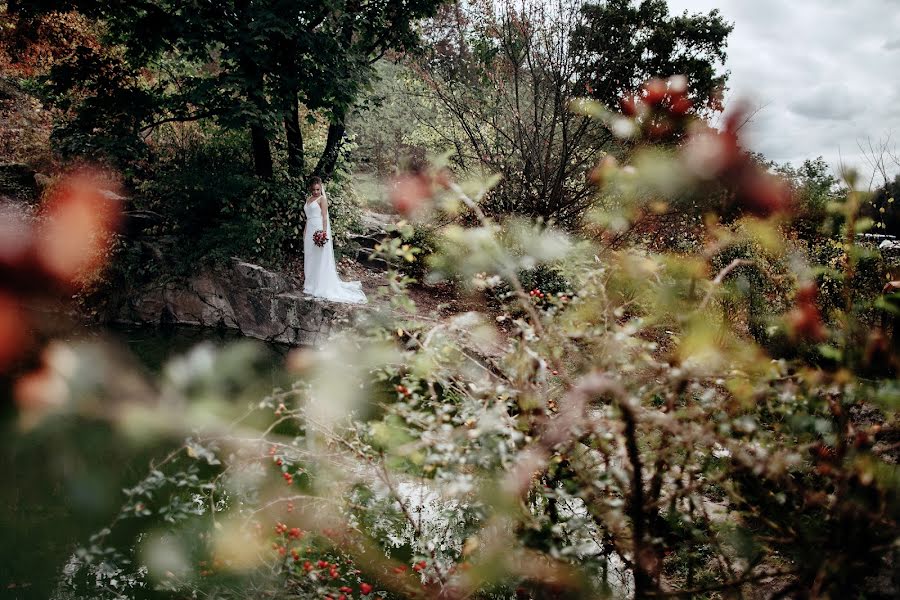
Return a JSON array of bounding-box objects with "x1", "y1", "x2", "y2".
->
[{"x1": 113, "y1": 258, "x2": 364, "y2": 346}]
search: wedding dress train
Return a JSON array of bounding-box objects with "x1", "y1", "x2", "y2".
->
[{"x1": 302, "y1": 197, "x2": 367, "y2": 304}]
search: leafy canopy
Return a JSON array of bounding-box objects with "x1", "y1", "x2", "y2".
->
[
  {"x1": 18, "y1": 0, "x2": 447, "y2": 166},
  {"x1": 571, "y1": 0, "x2": 732, "y2": 112}
]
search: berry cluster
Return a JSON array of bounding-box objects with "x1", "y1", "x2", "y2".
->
[
  {"x1": 528, "y1": 288, "x2": 571, "y2": 306},
  {"x1": 618, "y1": 75, "x2": 695, "y2": 142},
  {"x1": 269, "y1": 445, "x2": 300, "y2": 485},
  {"x1": 267, "y1": 521, "x2": 381, "y2": 599},
  {"x1": 594, "y1": 76, "x2": 794, "y2": 219}
]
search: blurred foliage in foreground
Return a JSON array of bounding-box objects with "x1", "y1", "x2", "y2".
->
[{"x1": 3, "y1": 81, "x2": 900, "y2": 600}]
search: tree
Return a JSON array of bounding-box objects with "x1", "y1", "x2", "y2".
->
[
  {"x1": 411, "y1": 0, "x2": 731, "y2": 227},
  {"x1": 773, "y1": 157, "x2": 845, "y2": 238},
  {"x1": 412, "y1": 0, "x2": 614, "y2": 226},
  {"x1": 866, "y1": 174, "x2": 900, "y2": 235},
  {"x1": 571, "y1": 0, "x2": 732, "y2": 114},
  {"x1": 0, "y1": 3, "x2": 100, "y2": 165},
  {"x1": 13, "y1": 0, "x2": 446, "y2": 179}
]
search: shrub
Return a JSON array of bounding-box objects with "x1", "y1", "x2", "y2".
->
[
  {"x1": 5, "y1": 93, "x2": 898, "y2": 600},
  {"x1": 131, "y1": 132, "x2": 361, "y2": 272}
]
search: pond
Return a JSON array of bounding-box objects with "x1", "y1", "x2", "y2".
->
[{"x1": 0, "y1": 324, "x2": 292, "y2": 600}]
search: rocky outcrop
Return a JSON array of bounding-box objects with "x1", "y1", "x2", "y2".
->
[
  {"x1": 349, "y1": 210, "x2": 393, "y2": 271},
  {"x1": 112, "y1": 258, "x2": 365, "y2": 346}
]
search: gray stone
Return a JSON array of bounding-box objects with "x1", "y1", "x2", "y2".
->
[{"x1": 112, "y1": 258, "x2": 365, "y2": 346}]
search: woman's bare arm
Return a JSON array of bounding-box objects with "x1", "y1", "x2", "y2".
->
[{"x1": 319, "y1": 193, "x2": 329, "y2": 236}]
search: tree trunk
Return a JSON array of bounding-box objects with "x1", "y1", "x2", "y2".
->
[
  {"x1": 285, "y1": 90, "x2": 304, "y2": 177},
  {"x1": 312, "y1": 111, "x2": 346, "y2": 180},
  {"x1": 235, "y1": 0, "x2": 272, "y2": 179},
  {"x1": 250, "y1": 124, "x2": 273, "y2": 178}
]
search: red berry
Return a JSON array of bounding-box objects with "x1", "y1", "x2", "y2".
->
[
  {"x1": 318, "y1": 560, "x2": 329, "y2": 569},
  {"x1": 360, "y1": 582, "x2": 373, "y2": 594},
  {"x1": 669, "y1": 96, "x2": 693, "y2": 116},
  {"x1": 340, "y1": 587, "x2": 353, "y2": 593},
  {"x1": 619, "y1": 94, "x2": 640, "y2": 116},
  {"x1": 642, "y1": 78, "x2": 668, "y2": 105}
]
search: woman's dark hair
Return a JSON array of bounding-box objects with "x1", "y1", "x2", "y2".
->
[{"x1": 308, "y1": 176, "x2": 323, "y2": 190}]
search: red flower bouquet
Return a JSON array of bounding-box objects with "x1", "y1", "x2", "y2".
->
[{"x1": 313, "y1": 230, "x2": 328, "y2": 247}]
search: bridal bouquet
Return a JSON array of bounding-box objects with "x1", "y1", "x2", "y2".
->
[{"x1": 313, "y1": 230, "x2": 328, "y2": 247}]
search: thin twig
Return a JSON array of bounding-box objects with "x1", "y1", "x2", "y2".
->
[{"x1": 697, "y1": 258, "x2": 752, "y2": 310}]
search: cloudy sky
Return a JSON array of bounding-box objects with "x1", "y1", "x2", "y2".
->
[{"x1": 666, "y1": 0, "x2": 900, "y2": 181}]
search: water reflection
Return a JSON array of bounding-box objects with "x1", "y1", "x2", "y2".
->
[{"x1": 1, "y1": 324, "x2": 290, "y2": 600}]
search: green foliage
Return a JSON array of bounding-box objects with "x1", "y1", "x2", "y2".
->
[
  {"x1": 42, "y1": 44, "x2": 156, "y2": 168},
  {"x1": 349, "y1": 61, "x2": 449, "y2": 177},
  {"x1": 707, "y1": 230, "x2": 794, "y2": 349},
  {"x1": 864, "y1": 174, "x2": 900, "y2": 235},
  {"x1": 17, "y1": 0, "x2": 448, "y2": 176},
  {"x1": 409, "y1": 0, "x2": 731, "y2": 227},
  {"x1": 385, "y1": 221, "x2": 438, "y2": 279},
  {"x1": 4, "y1": 4, "x2": 900, "y2": 600},
  {"x1": 517, "y1": 265, "x2": 571, "y2": 298},
  {"x1": 11, "y1": 144, "x2": 900, "y2": 600},
  {"x1": 571, "y1": 0, "x2": 732, "y2": 113},
  {"x1": 775, "y1": 157, "x2": 845, "y2": 239},
  {"x1": 132, "y1": 132, "x2": 360, "y2": 271}
]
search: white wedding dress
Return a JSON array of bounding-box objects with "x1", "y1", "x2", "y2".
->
[{"x1": 303, "y1": 197, "x2": 367, "y2": 304}]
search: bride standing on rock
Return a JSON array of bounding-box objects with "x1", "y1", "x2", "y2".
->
[{"x1": 302, "y1": 176, "x2": 367, "y2": 304}]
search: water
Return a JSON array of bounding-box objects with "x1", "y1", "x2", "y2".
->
[{"x1": 0, "y1": 324, "x2": 290, "y2": 600}]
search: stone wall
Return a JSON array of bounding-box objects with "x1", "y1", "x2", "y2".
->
[{"x1": 113, "y1": 259, "x2": 364, "y2": 346}]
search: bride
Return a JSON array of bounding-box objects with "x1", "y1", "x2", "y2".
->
[{"x1": 302, "y1": 177, "x2": 367, "y2": 304}]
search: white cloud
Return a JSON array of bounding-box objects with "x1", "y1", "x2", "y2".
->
[
  {"x1": 665, "y1": 0, "x2": 900, "y2": 180},
  {"x1": 788, "y1": 83, "x2": 863, "y2": 121}
]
